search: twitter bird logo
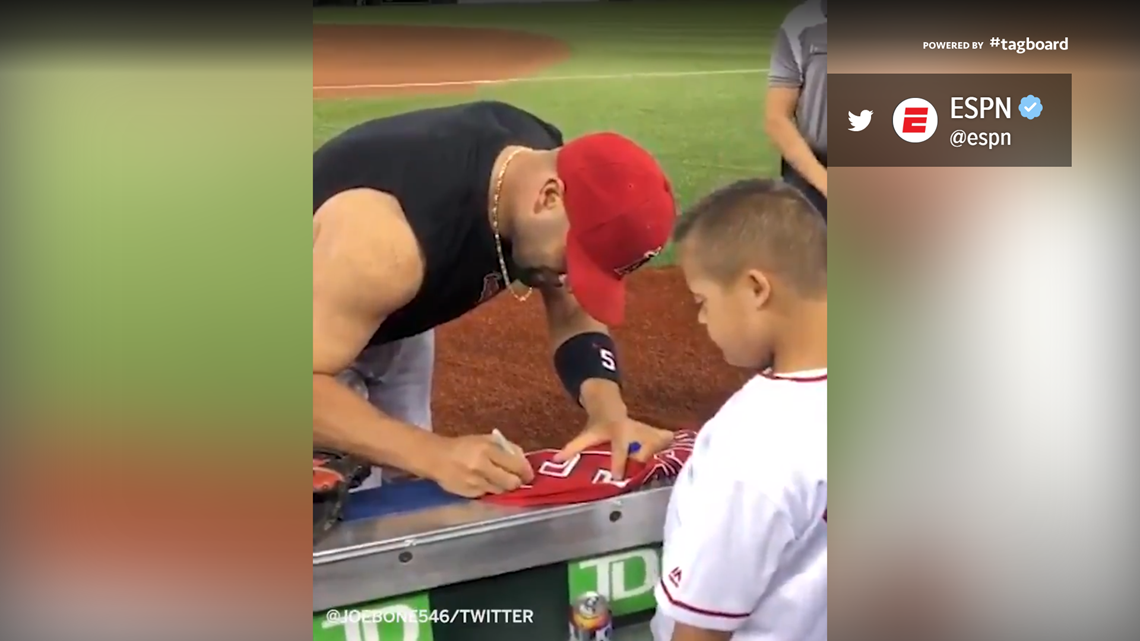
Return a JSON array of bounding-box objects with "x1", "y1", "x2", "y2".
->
[{"x1": 848, "y1": 110, "x2": 873, "y2": 131}]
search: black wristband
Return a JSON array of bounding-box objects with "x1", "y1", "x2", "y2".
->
[{"x1": 554, "y1": 332, "x2": 621, "y2": 405}]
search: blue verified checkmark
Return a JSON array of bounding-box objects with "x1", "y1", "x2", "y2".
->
[{"x1": 1019, "y1": 94, "x2": 1042, "y2": 120}]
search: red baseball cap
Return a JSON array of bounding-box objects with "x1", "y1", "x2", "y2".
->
[{"x1": 557, "y1": 132, "x2": 677, "y2": 326}]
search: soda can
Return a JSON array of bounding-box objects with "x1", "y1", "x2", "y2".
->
[{"x1": 569, "y1": 591, "x2": 613, "y2": 641}]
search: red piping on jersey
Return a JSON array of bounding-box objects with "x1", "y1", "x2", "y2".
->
[
  {"x1": 760, "y1": 369, "x2": 827, "y2": 382},
  {"x1": 658, "y1": 580, "x2": 751, "y2": 619}
]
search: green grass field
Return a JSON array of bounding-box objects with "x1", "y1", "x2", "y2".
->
[{"x1": 313, "y1": 1, "x2": 793, "y2": 265}]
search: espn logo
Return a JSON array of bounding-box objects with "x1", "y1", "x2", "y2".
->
[
  {"x1": 902, "y1": 107, "x2": 928, "y2": 133},
  {"x1": 893, "y1": 97, "x2": 938, "y2": 143}
]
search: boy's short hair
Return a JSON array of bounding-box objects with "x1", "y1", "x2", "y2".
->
[{"x1": 673, "y1": 178, "x2": 826, "y2": 295}]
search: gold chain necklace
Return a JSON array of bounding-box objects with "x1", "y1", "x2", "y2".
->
[{"x1": 490, "y1": 148, "x2": 533, "y2": 302}]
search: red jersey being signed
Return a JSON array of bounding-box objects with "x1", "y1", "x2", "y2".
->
[{"x1": 482, "y1": 430, "x2": 697, "y2": 507}]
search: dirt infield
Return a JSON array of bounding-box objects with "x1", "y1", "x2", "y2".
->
[
  {"x1": 313, "y1": 25, "x2": 571, "y2": 99},
  {"x1": 433, "y1": 270, "x2": 751, "y2": 451},
  {"x1": 315, "y1": 24, "x2": 749, "y2": 449}
]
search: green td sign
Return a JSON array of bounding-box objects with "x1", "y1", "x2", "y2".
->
[
  {"x1": 314, "y1": 592, "x2": 433, "y2": 641},
  {"x1": 568, "y1": 546, "x2": 662, "y2": 616}
]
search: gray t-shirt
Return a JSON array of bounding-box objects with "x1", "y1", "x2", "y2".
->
[{"x1": 768, "y1": 0, "x2": 828, "y2": 155}]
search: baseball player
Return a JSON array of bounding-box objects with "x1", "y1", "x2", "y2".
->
[
  {"x1": 313, "y1": 100, "x2": 677, "y2": 498},
  {"x1": 650, "y1": 178, "x2": 827, "y2": 641}
]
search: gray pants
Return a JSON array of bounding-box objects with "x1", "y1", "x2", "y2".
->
[{"x1": 338, "y1": 330, "x2": 436, "y2": 491}]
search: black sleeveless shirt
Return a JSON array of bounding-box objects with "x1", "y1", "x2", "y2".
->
[{"x1": 313, "y1": 101, "x2": 563, "y2": 346}]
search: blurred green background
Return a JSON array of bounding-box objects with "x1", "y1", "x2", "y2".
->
[{"x1": 314, "y1": 1, "x2": 794, "y2": 264}]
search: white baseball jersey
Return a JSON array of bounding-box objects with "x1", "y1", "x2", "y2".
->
[{"x1": 651, "y1": 369, "x2": 827, "y2": 641}]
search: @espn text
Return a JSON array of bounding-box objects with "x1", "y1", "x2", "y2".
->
[{"x1": 950, "y1": 129, "x2": 1012, "y2": 149}]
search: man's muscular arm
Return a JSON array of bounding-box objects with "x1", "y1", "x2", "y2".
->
[
  {"x1": 313, "y1": 189, "x2": 440, "y2": 475},
  {"x1": 539, "y1": 286, "x2": 625, "y2": 416},
  {"x1": 544, "y1": 285, "x2": 673, "y2": 475}
]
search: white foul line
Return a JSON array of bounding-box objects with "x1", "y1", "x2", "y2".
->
[{"x1": 313, "y1": 68, "x2": 767, "y2": 91}]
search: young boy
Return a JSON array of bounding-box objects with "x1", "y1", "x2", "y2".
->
[{"x1": 651, "y1": 178, "x2": 827, "y2": 641}]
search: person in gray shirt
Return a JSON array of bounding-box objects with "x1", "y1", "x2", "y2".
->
[{"x1": 766, "y1": 0, "x2": 827, "y2": 218}]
